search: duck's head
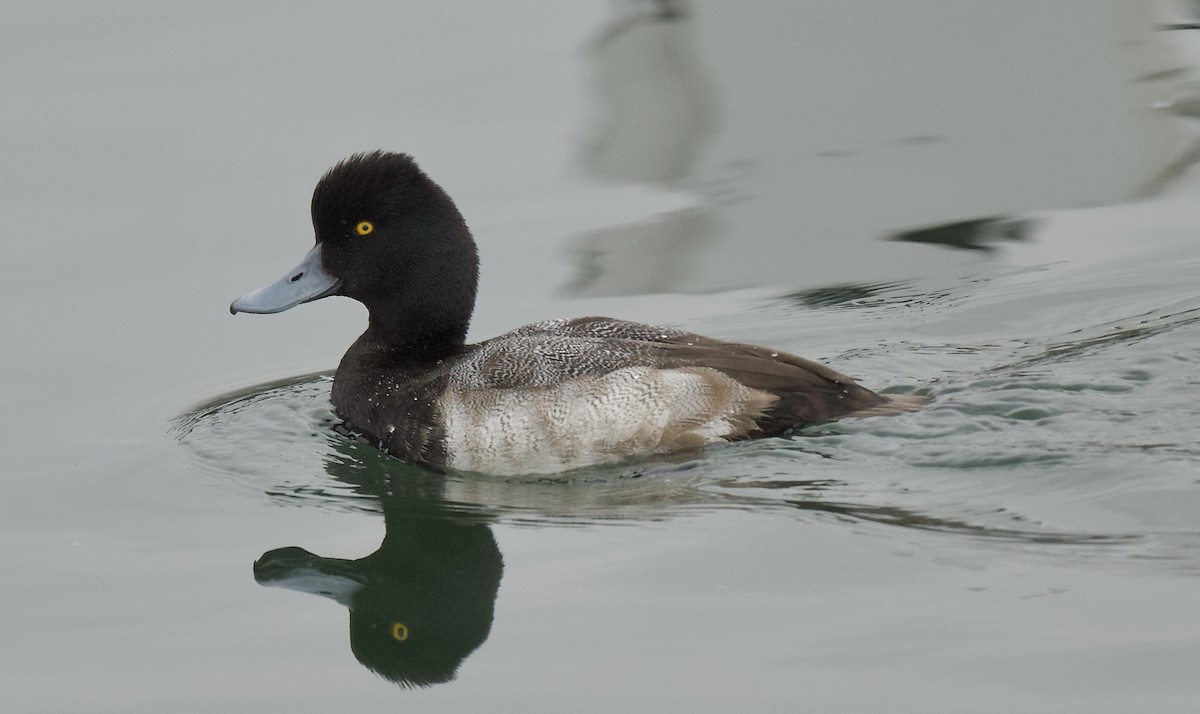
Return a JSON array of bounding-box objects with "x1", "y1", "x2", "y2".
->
[{"x1": 231, "y1": 152, "x2": 479, "y2": 348}]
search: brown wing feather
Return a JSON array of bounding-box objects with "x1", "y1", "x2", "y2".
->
[
  {"x1": 458, "y1": 317, "x2": 923, "y2": 437},
  {"x1": 555, "y1": 317, "x2": 927, "y2": 432},
  {"x1": 636, "y1": 339, "x2": 888, "y2": 435}
]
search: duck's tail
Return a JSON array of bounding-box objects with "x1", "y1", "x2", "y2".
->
[{"x1": 847, "y1": 392, "x2": 930, "y2": 418}]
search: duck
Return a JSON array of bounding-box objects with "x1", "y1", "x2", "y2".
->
[{"x1": 231, "y1": 151, "x2": 925, "y2": 475}]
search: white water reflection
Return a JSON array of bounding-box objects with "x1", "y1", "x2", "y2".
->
[{"x1": 572, "y1": 0, "x2": 1195, "y2": 296}]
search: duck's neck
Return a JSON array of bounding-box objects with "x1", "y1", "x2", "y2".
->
[{"x1": 357, "y1": 280, "x2": 475, "y2": 365}]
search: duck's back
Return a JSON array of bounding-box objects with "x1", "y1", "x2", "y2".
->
[{"x1": 428, "y1": 317, "x2": 919, "y2": 474}]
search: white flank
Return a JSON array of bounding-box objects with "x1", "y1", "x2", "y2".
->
[{"x1": 437, "y1": 366, "x2": 775, "y2": 475}]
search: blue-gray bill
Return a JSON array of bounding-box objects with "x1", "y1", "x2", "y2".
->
[{"x1": 229, "y1": 244, "x2": 341, "y2": 314}]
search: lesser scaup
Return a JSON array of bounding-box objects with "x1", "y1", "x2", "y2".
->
[{"x1": 231, "y1": 151, "x2": 925, "y2": 474}]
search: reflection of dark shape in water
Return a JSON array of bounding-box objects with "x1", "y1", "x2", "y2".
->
[
  {"x1": 889, "y1": 216, "x2": 1032, "y2": 252},
  {"x1": 785, "y1": 282, "x2": 908, "y2": 309},
  {"x1": 254, "y1": 499, "x2": 502, "y2": 688},
  {"x1": 592, "y1": 0, "x2": 691, "y2": 48},
  {"x1": 583, "y1": 0, "x2": 717, "y2": 184}
]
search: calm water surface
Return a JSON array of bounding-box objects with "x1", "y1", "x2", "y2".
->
[{"x1": 4, "y1": 2, "x2": 1200, "y2": 712}]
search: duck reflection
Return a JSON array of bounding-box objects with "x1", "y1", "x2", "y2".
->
[{"x1": 254, "y1": 462, "x2": 502, "y2": 688}]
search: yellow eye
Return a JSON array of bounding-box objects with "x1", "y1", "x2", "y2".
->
[
  {"x1": 355, "y1": 221, "x2": 374, "y2": 236},
  {"x1": 391, "y1": 622, "x2": 409, "y2": 641}
]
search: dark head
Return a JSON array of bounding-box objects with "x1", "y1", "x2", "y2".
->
[{"x1": 231, "y1": 152, "x2": 479, "y2": 357}]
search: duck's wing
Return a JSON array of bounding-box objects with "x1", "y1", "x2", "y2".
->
[
  {"x1": 454, "y1": 317, "x2": 922, "y2": 434},
  {"x1": 641, "y1": 338, "x2": 914, "y2": 431}
]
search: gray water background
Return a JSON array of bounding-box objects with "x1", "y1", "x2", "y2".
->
[{"x1": 4, "y1": 2, "x2": 1200, "y2": 711}]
